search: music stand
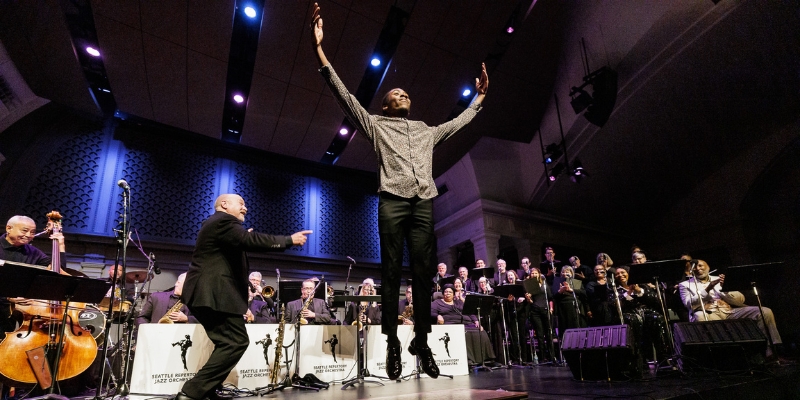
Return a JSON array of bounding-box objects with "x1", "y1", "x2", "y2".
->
[
  {"x1": 721, "y1": 262, "x2": 783, "y2": 358},
  {"x1": 492, "y1": 285, "x2": 526, "y2": 368},
  {"x1": 0, "y1": 261, "x2": 110, "y2": 397},
  {"x1": 436, "y1": 276, "x2": 456, "y2": 290},
  {"x1": 462, "y1": 294, "x2": 495, "y2": 371},
  {"x1": 340, "y1": 296, "x2": 384, "y2": 390},
  {"x1": 627, "y1": 259, "x2": 687, "y2": 355},
  {"x1": 469, "y1": 267, "x2": 495, "y2": 282}
]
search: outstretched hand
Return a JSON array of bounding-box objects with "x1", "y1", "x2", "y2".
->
[
  {"x1": 311, "y1": 3, "x2": 323, "y2": 47},
  {"x1": 291, "y1": 230, "x2": 313, "y2": 246},
  {"x1": 475, "y1": 62, "x2": 489, "y2": 95}
]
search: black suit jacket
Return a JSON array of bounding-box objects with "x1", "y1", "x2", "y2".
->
[{"x1": 182, "y1": 211, "x2": 292, "y2": 315}]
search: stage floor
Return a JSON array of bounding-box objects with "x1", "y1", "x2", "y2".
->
[{"x1": 101, "y1": 360, "x2": 800, "y2": 400}]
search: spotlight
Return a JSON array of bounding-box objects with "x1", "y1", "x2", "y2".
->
[
  {"x1": 371, "y1": 57, "x2": 381, "y2": 67},
  {"x1": 569, "y1": 88, "x2": 592, "y2": 114},
  {"x1": 548, "y1": 163, "x2": 565, "y2": 181},
  {"x1": 462, "y1": 89, "x2": 472, "y2": 97},
  {"x1": 244, "y1": 6, "x2": 257, "y2": 18},
  {"x1": 543, "y1": 143, "x2": 562, "y2": 164},
  {"x1": 85, "y1": 46, "x2": 101, "y2": 57},
  {"x1": 570, "y1": 160, "x2": 588, "y2": 183},
  {"x1": 339, "y1": 128, "x2": 349, "y2": 136},
  {"x1": 233, "y1": 94, "x2": 245, "y2": 104},
  {"x1": 506, "y1": 27, "x2": 514, "y2": 34}
]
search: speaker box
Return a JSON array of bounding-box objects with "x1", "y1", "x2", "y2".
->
[
  {"x1": 561, "y1": 325, "x2": 637, "y2": 381},
  {"x1": 673, "y1": 319, "x2": 766, "y2": 372}
]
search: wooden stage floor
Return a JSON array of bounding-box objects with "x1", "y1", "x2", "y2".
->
[{"x1": 108, "y1": 360, "x2": 800, "y2": 400}]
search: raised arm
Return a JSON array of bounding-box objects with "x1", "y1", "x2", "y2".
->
[
  {"x1": 473, "y1": 62, "x2": 488, "y2": 105},
  {"x1": 311, "y1": 3, "x2": 329, "y2": 67}
]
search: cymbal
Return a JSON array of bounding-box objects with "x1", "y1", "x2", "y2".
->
[{"x1": 125, "y1": 270, "x2": 154, "y2": 283}]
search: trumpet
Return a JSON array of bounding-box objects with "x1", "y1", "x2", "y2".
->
[{"x1": 262, "y1": 285, "x2": 275, "y2": 298}]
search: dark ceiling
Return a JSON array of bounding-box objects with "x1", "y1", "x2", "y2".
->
[{"x1": 1, "y1": 0, "x2": 798, "y2": 239}]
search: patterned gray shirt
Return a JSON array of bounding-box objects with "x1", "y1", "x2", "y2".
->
[{"x1": 320, "y1": 64, "x2": 482, "y2": 199}]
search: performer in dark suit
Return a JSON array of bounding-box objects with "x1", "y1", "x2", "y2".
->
[
  {"x1": 285, "y1": 279, "x2": 334, "y2": 325},
  {"x1": 540, "y1": 247, "x2": 565, "y2": 284},
  {"x1": 176, "y1": 194, "x2": 311, "y2": 400}
]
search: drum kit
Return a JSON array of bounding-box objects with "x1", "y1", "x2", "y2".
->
[{"x1": 80, "y1": 270, "x2": 154, "y2": 348}]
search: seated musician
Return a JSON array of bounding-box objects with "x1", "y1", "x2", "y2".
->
[
  {"x1": 678, "y1": 259, "x2": 783, "y2": 357},
  {"x1": 457, "y1": 267, "x2": 474, "y2": 292},
  {"x1": 476, "y1": 276, "x2": 493, "y2": 295},
  {"x1": 614, "y1": 266, "x2": 669, "y2": 362},
  {"x1": 246, "y1": 271, "x2": 274, "y2": 323},
  {"x1": 1, "y1": 215, "x2": 70, "y2": 339},
  {"x1": 285, "y1": 279, "x2": 333, "y2": 325},
  {"x1": 399, "y1": 286, "x2": 414, "y2": 325},
  {"x1": 453, "y1": 277, "x2": 466, "y2": 302},
  {"x1": 344, "y1": 278, "x2": 381, "y2": 326},
  {"x1": 136, "y1": 273, "x2": 197, "y2": 325},
  {"x1": 431, "y1": 285, "x2": 497, "y2": 366},
  {"x1": 432, "y1": 263, "x2": 453, "y2": 293},
  {"x1": 104, "y1": 263, "x2": 136, "y2": 302}
]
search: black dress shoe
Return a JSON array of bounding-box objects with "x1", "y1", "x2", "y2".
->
[
  {"x1": 174, "y1": 392, "x2": 199, "y2": 400},
  {"x1": 386, "y1": 341, "x2": 403, "y2": 380},
  {"x1": 207, "y1": 390, "x2": 233, "y2": 400},
  {"x1": 303, "y1": 373, "x2": 330, "y2": 389},
  {"x1": 408, "y1": 338, "x2": 439, "y2": 378}
]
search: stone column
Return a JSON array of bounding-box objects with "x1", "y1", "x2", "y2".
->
[{"x1": 471, "y1": 232, "x2": 501, "y2": 267}]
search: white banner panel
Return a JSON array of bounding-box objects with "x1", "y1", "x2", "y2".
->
[
  {"x1": 227, "y1": 324, "x2": 295, "y2": 389},
  {"x1": 296, "y1": 325, "x2": 358, "y2": 383},
  {"x1": 365, "y1": 325, "x2": 468, "y2": 378},
  {"x1": 131, "y1": 323, "x2": 466, "y2": 395},
  {"x1": 130, "y1": 324, "x2": 214, "y2": 395}
]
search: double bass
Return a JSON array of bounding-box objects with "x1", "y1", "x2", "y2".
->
[{"x1": 0, "y1": 211, "x2": 98, "y2": 388}]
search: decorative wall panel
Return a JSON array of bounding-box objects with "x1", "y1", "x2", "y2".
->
[
  {"x1": 23, "y1": 128, "x2": 104, "y2": 229},
  {"x1": 317, "y1": 180, "x2": 380, "y2": 260},
  {"x1": 233, "y1": 162, "x2": 307, "y2": 254},
  {"x1": 122, "y1": 145, "x2": 216, "y2": 242}
]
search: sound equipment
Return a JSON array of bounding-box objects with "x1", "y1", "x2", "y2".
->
[
  {"x1": 561, "y1": 325, "x2": 636, "y2": 381},
  {"x1": 673, "y1": 319, "x2": 766, "y2": 372}
]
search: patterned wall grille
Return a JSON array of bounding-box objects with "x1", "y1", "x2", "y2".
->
[
  {"x1": 232, "y1": 162, "x2": 307, "y2": 251},
  {"x1": 122, "y1": 146, "x2": 216, "y2": 241},
  {"x1": 317, "y1": 180, "x2": 380, "y2": 259},
  {"x1": 23, "y1": 129, "x2": 104, "y2": 230}
]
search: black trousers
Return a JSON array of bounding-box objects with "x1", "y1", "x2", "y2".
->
[
  {"x1": 527, "y1": 306, "x2": 554, "y2": 360},
  {"x1": 181, "y1": 307, "x2": 249, "y2": 399},
  {"x1": 378, "y1": 193, "x2": 433, "y2": 339}
]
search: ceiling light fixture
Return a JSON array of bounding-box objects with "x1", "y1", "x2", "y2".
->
[
  {"x1": 85, "y1": 46, "x2": 101, "y2": 57},
  {"x1": 244, "y1": 6, "x2": 257, "y2": 18}
]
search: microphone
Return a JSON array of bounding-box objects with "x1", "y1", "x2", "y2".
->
[
  {"x1": 346, "y1": 256, "x2": 356, "y2": 264},
  {"x1": 150, "y1": 253, "x2": 161, "y2": 275},
  {"x1": 117, "y1": 179, "x2": 130, "y2": 190}
]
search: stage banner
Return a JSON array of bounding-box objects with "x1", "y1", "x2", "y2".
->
[
  {"x1": 227, "y1": 324, "x2": 296, "y2": 389},
  {"x1": 365, "y1": 325, "x2": 468, "y2": 377},
  {"x1": 130, "y1": 324, "x2": 214, "y2": 395},
  {"x1": 296, "y1": 325, "x2": 358, "y2": 383},
  {"x1": 131, "y1": 324, "x2": 297, "y2": 394}
]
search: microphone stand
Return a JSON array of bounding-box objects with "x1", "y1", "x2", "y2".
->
[
  {"x1": 93, "y1": 185, "x2": 130, "y2": 400},
  {"x1": 536, "y1": 279, "x2": 556, "y2": 366},
  {"x1": 608, "y1": 272, "x2": 624, "y2": 325},
  {"x1": 567, "y1": 277, "x2": 582, "y2": 326},
  {"x1": 689, "y1": 265, "x2": 709, "y2": 322}
]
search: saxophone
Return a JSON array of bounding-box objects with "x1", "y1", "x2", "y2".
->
[
  {"x1": 298, "y1": 291, "x2": 314, "y2": 325},
  {"x1": 158, "y1": 299, "x2": 184, "y2": 324},
  {"x1": 269, "y1": 304, "x2": 286, "y2": 385},
  {"x1": 398, "y1": 300, "x2": 413, "y2": 323},
  {"x1": 352, "y1": 303, "x2": 366, "y2": 330}
]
